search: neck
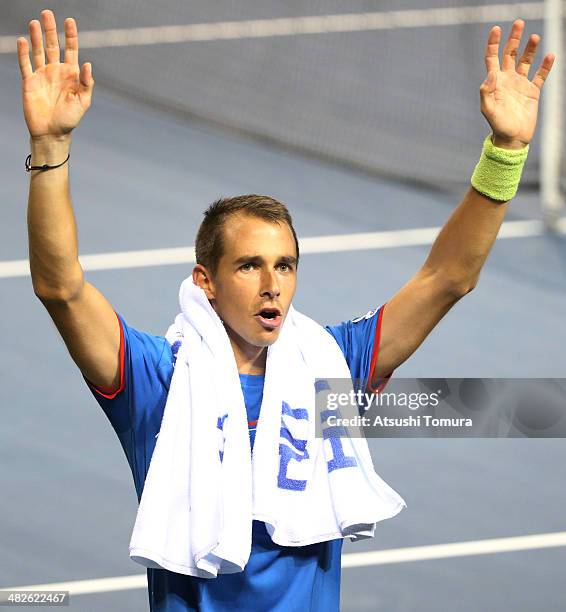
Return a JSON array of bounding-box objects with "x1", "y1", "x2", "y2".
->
[{"x1": 225, "y1": 326, "x2": 267, "y2": 375}]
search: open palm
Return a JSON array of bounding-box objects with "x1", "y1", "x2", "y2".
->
[
  {"x1": 17, "y1": 10, "x2": 93, "y2": 138},
  {"x1": 480, "y1": 20, "x2": 555, "y2": 147}
]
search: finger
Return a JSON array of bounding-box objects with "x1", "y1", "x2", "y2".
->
[
  {"x1": 479, "y1": 71, "x2": 496, "y2": 118},
  {"x1": 29, "y1": 19, "x2": 45, "y2": 70},
  {"x1": 41, "y1": 9, "x2": 60, "y2": 64},
  {"x1": 17, "y1": 37, "x2": 33, "y2": 79},
  {"x1": 79, "y1": 62, "x2": 93, "y2": 92},
  {"x1": 532, "y1": 53, "x2": 555, "y2": 90},
  {"x1": 79, "y1": 63, "x2": 95, "y2": 109},
  {"x1": 485, "y1": 25, "x2": 501, "y2": 73},
  {"x1": 63, "y1": 17, "x2": 79, "y2": 67},
  {"x1": 502, "y1": 19, "x2": 525, "y2": 71},
  {"x1": 517, "y1": 33, "x2": 540, "y2": 77}
]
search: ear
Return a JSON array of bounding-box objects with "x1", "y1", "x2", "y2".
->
[{"x1": 192, "y1": 264, "x2": 216, "y2": 300}]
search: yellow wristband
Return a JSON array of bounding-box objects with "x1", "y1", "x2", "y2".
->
[{"x1": 471, "y1": 134, "x2": 529, "y2": 202}]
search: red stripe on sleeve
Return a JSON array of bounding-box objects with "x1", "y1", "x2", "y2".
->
[
  {"x1": 85, "y1": 310, "x2": 125, "y2": 399},
  {"x1": 367, "y1": 304, "x2": 393, "y2": 394}
]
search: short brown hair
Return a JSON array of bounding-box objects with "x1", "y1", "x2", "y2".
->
[{"x1": 195, "y1": 194, "x2": 300, "y2": 275}]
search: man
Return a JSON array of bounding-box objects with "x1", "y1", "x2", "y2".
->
[{"x1": 19, "y1": 8, "x2": 554, "y2": 611}]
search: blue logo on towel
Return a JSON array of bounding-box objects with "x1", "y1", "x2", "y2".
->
[
  {"x1": 217, "y1": 414, "x2": 228, "y2": 463},
  {"x1": 171, "y1": 340, "x2": 182, "y2": 366},
  {"x1": 278, "y1": 401, "x2": 309, "y2": 491},
  {"x1": 277, "y1": 387, "x2": 359, "y2": 491},
  {"x1": 317, "y1": 381, "x2": 358, "y2": 473},
  {"x1": 320, "y1": 410, "x2": 358, "y2": 472}
]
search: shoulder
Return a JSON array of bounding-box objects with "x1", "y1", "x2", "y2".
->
[
  {"x1": 325, "y1": 307, "x2": 382, "y2": 348},
  {"x1": 112, "y1": 313, "x2": 175, "y2": 392},
  {"x1": 120, "y1": 316, "x2": 171, "y2": 367},
  {"x1": 324, "y1": 307, "x2": 384, "y2": 383},
  {"x1": 350, "y1": 308, "x2": 380, "y2": 324}
]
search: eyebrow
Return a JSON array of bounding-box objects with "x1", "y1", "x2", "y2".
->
[{"x1": 233, "y1": 255, "x2": 298, "y2": 266}]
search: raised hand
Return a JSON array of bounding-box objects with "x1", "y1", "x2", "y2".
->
[
  {"x1": 17, "y1": 9, "x2": 94, "y2": 139},
  {"x1": 480, "y1": 19, "x2": 555, "y2": 149}
]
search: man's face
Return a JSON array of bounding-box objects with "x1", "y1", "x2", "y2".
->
[{"x1": 200, "y1": 213, "x2": 298, "y2": 350}]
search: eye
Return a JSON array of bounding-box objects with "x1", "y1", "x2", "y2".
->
[
  {"x1": 277, "y1": 262, "x2": 293, "y2": 272},
  {"x1": 240, "y1": 262, "x2": 255, "y2": 272}
]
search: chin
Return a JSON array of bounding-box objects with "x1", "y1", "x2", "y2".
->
[{"x1": 254, "y1": 328, "x2": 282, "y2": 346}]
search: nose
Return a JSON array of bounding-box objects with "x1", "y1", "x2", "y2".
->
[{"x1": 260, "y1": 268, "x2": 280, "y2": 299}]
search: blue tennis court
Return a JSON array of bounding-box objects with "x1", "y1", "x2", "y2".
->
[{"x1": 1, "y1": 3, "x2": 566, "y2": 610}]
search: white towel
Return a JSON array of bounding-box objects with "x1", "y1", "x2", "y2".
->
[{"x1": 129, "y1": 277, "x2": 406, "y2": 578}]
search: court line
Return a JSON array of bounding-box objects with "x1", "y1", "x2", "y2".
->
[
  {"x1": 341, "y1": 530, "x2": 566, "y2": 568},
  {"x1": 1, "y1": 218, "x2": 565, "y2": 280},
  {"x1": 4, "y1": 530, "x2": 566, "y2": 595},
  {"x1": 0, "y1": 3, "x2": 557, "y2": 52}
]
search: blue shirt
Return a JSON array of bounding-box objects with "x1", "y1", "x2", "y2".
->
[{"x1": 84, "y1": 306, "x2": 387, "y2": 611}]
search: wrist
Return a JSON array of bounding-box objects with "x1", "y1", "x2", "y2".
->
[
  {"x1": 491, "y1": 133, "x2": 529, "y2": 151},
  {"x1": 471, "y1": 133, "x2": 529, "y2": 202},
  {"x1": 30, "y1": 134, "x2": 71, "y2": 166}
]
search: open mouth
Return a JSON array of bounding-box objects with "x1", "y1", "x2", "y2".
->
[{"x1": 255, "y1": 307, "x2": 282, "y2": 329}]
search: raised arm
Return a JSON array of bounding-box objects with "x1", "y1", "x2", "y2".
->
[
  {"x1": 20, "y1": 9, "x2": 122, "y2": 393},
  {"x1": 371, "y1": 19, "x2": 555, "y2": 385}
]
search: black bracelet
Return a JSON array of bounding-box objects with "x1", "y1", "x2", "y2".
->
[{"x1": 25, "y1": 153, "x2": 70, "y2": 172}]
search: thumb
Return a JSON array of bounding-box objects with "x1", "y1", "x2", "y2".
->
[
  {"x1": 484, "y1": 70, "x2": 496, "y2": 92},
  {"x1": 479, "y1": 71, "x2": 497, "y2": 117},
  {"x1": 479, "y1": 70, "x2": 496, "y2": 110},
  {"x1": 79, "y1": 62, "x2": 94, "y2": 92}
]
